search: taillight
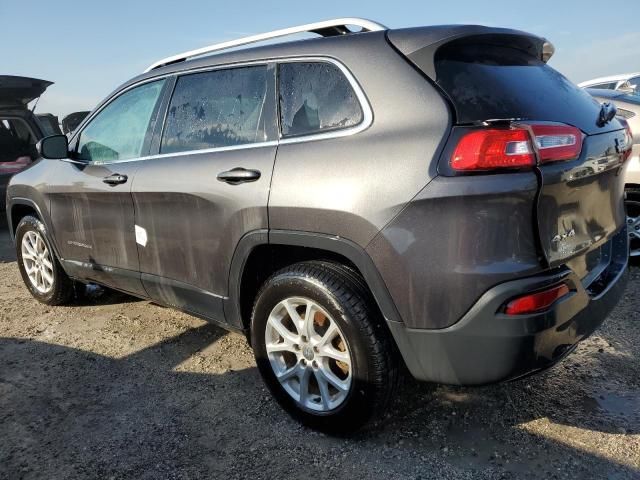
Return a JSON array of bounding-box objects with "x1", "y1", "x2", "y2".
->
[
  {"x1": 529, "y1": 124, "x2": 582, "y2": 163},
  {"x1": 450, "y1": 123, "x2": 583, "y2": 171},
  {"x1": 504, "y1": 284, "x2": 570, "y2": 315},
  {"x1": 451, "y1": 129, "x2": 534, "y2": 171}
]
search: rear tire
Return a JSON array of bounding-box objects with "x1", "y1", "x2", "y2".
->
[
  {"x1": 251, "y1": 261, "x2": 399, "y2": 433},
  {"x1": 626, "y1": 188, "x2": 640, "y2": 263},
  {"x1": 15, "y1": 216, "x2": 74, "y2": 305}
]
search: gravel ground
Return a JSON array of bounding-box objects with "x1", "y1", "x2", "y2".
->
[{"x1": 0, "y1": 222, "x2": 638, "y2": 479}]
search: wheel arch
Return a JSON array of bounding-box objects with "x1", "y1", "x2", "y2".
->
[
  {"x1": 8, "y1": 197, "x2": 62, "y2": 260},
  {"x1": 224, "y1": 229, "x2": 403, "y2": 332}
]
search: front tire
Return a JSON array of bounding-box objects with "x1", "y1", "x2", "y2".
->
[
  {"x1": 251, "y1": 261, "x2": 399, "y2": 433},
  {"x1": 15, "y1": 216, "x2": 74, "y2": 305}
]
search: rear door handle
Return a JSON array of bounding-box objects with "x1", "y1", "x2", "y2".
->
[
  {"x1": 217, "y1": 167, "x2": 261, "y2": 185},
  {"x1": 103, "y1": 174, "x2": 128, "y2": 186}
]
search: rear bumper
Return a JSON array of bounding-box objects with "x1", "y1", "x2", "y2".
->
[{"x1": 388, "y1": 227, "x2": 629, "y2": 385}]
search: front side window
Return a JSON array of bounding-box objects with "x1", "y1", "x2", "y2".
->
[
  {"x1": 278, "y1": 62, "x2": 364, "y2": 137},
  {"x1": 0, "y1": 117, "x2": 36, "y2": 173},
  {"x1": 77, "y1": 80, "x2": 165, "y2": 163},
  {"x1": 160, "y1": 66, "x2": 269, "y2": 154}
]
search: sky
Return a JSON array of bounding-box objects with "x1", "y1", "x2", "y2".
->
[{"x1": 2, "y1": 0, "x2": 639, "y2": 118}]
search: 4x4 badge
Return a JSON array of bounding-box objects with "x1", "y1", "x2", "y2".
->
[{"x1": 552, "y1": 229, "x2": 576, "y2": 243}]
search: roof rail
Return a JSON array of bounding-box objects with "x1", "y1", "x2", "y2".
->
[{"x1": 143, "y1": 18, "x2": 387, "y2": 72}]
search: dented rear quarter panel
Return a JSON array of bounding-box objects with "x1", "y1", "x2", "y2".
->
[{"x1": 366, "y1": 172, "x2": 543, "y2": 329}]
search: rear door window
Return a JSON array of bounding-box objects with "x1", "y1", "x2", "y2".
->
[
  {"x1": 0, "y1": 117, "x2": 36, "y2": 173},
  {"x1": 278, "y1": 62, "x2": 363, "y2": 137},
  {"x1": 76, "y1": 79, "x2": 165, "y2": 163},
  {"x1": 160, "y1": 66, "x2": 269, "y2": 154}
]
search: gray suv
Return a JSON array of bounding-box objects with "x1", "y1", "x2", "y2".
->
[{"x1": 5, "y1": 19, "x2": 632, "y2": 432}]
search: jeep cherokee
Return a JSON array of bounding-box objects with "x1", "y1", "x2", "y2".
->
[{"x1": 6, "y1": 19, "x2": 631, "y2": 432}]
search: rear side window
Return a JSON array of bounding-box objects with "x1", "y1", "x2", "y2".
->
[
  {"x1": 160, "y1": 66, "x2": 268, "y2": 154},
  {"x1": 278, "y1": 62, "x2": 363, "y2": 137},
  {"x1": 77, "y1": 80, "x2": 165, "y2": 163}
]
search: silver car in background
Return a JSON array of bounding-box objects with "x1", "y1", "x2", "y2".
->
[
  {"x1": 586, "y1": 88, "x2": 640, "y2": 258},
  {"x1": 579, "y1": 72, "x2": 640, "y2": 93}
]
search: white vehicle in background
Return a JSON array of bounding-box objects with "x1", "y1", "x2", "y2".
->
[{"x1": 579, "y1": 72, "x2": 640, "y2": 93}]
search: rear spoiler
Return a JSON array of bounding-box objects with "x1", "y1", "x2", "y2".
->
[{"x1": 387, "y1": 25, "x2": 554, "y2": 80}]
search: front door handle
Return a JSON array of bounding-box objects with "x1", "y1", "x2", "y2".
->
[
  {"x1": 217, "y1": 167, "x2": 261, "y2": 185},
  {"x1": 103, "y1": 173, "x2": 128, "y2": 186}
]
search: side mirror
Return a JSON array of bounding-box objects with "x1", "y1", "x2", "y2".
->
[{"x1": 37, "y1": 135, "x2": 69, "y2": 159}]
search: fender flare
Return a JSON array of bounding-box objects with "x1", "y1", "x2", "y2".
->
[
  {"x1": 224, "y1": 229, "x2": 403, "y2": 330},
  {"x1": 7, "y1": 197, "x2": 64, "y2": 261}
]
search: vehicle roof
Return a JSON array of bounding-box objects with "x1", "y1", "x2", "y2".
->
[
  {"x1": 135, "y1": 30, "x2": 377, "y2": 80},
  {"x1": 127, "y1": 24, "x2": 545, "y2": 86},
  {"x1": 578, "y1": 72, "x2": 640, "y2": 87},
  {"x1": 79, "y1": 23, "x2": 547, "y2": 135}
]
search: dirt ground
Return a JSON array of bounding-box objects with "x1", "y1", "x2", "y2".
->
[{"x1": 0, "y1": 221, "x2": 638, "y2": 480}]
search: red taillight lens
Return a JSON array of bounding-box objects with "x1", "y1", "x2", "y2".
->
[
  {"x1": 451, "y1": 129, "x2": 535, "y2": 171},
  {"x1": 530, "y1": 124, "x2": 583, "y2": 163},
  {"x1": 504, "y1": 284, "x2": 570, "y2": 315},
  {"x1": 450, "y1": 123, "x2": 584, "y2": 171}
]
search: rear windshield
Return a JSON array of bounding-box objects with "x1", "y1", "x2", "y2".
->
[{"x1": 434, "y1": 44, "x2": 615, "y2": 134}]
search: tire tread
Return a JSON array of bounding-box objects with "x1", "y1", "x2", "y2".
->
[
  {"x1": 16, "y1": 216, "x2": 74, "y2": 306},
  {"x1": 251, "y1": 260, "x2": 400, "y2": 431}
]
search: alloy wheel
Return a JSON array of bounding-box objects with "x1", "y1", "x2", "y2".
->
[
  {"x1": 627, "y1": 199, "x2": 640, "y2": 257},
  {"x1": 265, "y1": 297, "x2": 352, "y2": 412},
  {"x1": 21, "y1": 230, "x2": 54, "y2": 294}
]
